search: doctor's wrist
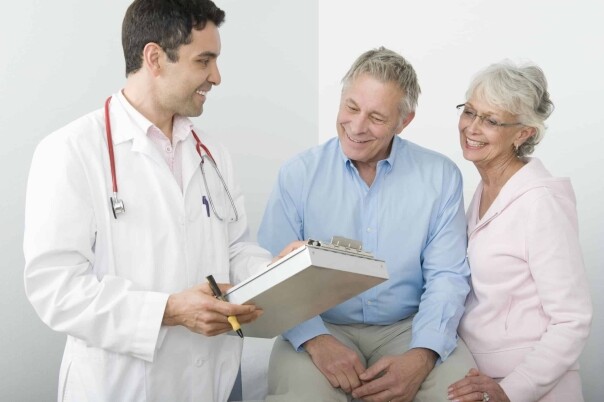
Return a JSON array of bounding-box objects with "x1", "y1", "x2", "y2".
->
[{"x1": 162, "y1": 294, "x2": 181, "y2": 326}]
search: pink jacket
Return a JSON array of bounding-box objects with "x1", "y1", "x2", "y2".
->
[{"x1": 459, "y1": 158, "x2": 592, "y2": 402}]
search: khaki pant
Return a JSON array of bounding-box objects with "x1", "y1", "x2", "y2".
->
[{"x1": 265, "y1": 317, "x2": 476, "y2": 402}]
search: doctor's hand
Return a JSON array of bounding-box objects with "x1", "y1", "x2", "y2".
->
[
  {"x1": 351, "y1": 348, "x2": 437, "y2": 402},
  {"x1": 162, "y1": 283, "x2": 261, "y2": 336},
  {"x1": 303, "y1": 334, "x2": 366, "y2": 394}
]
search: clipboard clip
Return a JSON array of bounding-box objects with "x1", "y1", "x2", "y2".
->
[{"x1": 306, "y1": 236, "x2": 374, "y2": 259}]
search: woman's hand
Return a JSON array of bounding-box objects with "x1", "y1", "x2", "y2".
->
[{"x1": 447, "y1": 368, "x2": 510, "y2": 402}]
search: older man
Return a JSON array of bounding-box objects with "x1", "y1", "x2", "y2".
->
[{"x1": 258, "y1": 47, "x2": 476, "y2": 402}]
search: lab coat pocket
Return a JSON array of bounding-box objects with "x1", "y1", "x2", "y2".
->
[
  {"x1": 70, "y1": 342, "x2": 147, "y2": 401},
  {"x1": 191, "y1": 187, "x2": 231, "y2": 281},
  {"x1": 191, "y1": 170, "x2": 234, "y2": 224},
  {"x1": 213, "y1": 338, "x2": 242, "y2": 402},
  {"x1": 217, "y1": 355, "x2": 241, "y2": 402}
]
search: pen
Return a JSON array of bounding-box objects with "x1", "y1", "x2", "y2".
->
[
  {"x1": 206, "y1": 275, "x2": 244, "y2": 338},
  {"x1": 202, "y1": 196, "x2": 210, "y2": 217}
]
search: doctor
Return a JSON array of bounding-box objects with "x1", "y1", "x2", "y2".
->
[{"x1": 23, "y1": 1, "x2": 285, "y2": 401}]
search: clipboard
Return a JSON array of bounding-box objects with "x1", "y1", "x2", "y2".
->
[{"x1": 224, "y1": 237, "x2": 388, "y2": 338}]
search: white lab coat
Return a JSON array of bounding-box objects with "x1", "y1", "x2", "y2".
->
[{"x1": 23, "y1": 92, "x2": 272, "y2": 401}]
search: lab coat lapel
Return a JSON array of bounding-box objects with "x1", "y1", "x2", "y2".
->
[
  {"x1": 182, "y1": 135, "x2": 202, "y2": 195},
  {"x1": 109, "y1": 95, "x2": 165, "y2": 167}
]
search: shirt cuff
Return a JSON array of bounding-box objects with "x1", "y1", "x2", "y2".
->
[
  {"x1": 409, "y1": 327, "x2": 457, "y2": 362},
  {"x1": 283, "y1": 316, "x2": 329, "y2": 351}
]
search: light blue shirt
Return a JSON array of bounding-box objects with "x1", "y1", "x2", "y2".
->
[{"x1": 258, "y1": 137, "x2": 470, "y2": 360}]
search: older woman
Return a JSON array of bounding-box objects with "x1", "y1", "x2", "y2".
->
[{"x1": 447, "y1": 61, "x2": 592, "y2": 402}]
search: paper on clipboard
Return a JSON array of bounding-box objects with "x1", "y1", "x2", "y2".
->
[{"x1": 224, "y1": 237, "x2": 388, "y2": 338}]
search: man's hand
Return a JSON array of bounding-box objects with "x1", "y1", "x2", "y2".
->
[
  {"x1": 162, "y1": 283, "x2": 261, "y2": 336},
  {"x1": 303, "y1": 334, "x2": 366, "y2": 393},
  {"x1": 351, "y1": 348, "x2": 437, "y2": 402},
  {"x1": 271, "y1": 240, "x2": 306, "y2": 264},
  {"x1": 447, "y1": 368, "x2": 510, "y2": 402}
]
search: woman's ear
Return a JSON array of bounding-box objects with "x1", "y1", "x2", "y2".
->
[{"x1": 515, "y1": 126, "x2": 536, "y2": 148}]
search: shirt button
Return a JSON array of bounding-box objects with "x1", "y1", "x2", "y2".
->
[
  {"x1": 195, "y1": 357, "x2": 205, "y2": 367},
  {"x1": 166, "y1": 145, "x2": 173, "y2": 153},
  {"x1": 366, "y1": 228, "x2": 372, "y2": 232},
  {"x1": 367, "y1": 300, "x2": 372, "y2": 305}
]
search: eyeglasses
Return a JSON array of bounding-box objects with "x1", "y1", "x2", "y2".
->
[{"x1": 456, "y1": 104, "x2": 522, "y2": 129}]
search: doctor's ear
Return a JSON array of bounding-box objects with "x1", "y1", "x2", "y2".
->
[{"x1": 142, "y1": 42, "x2": 163, "y2": 76}]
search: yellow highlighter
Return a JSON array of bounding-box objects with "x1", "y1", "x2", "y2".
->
[{"x1": 206, "y1": 275, "x2": 244, "y2": 338}]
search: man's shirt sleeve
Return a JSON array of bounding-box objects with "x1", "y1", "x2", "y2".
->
[{"x1": 409, "y1": 164, "x2": 470, "y2": 361}]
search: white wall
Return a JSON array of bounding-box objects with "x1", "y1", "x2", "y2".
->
[
  {"x1": 318, "y1": 1, "x2": 604, "y2": 400},
  {"x1": 0, "y1": 1, "x2": 317, "y2": 400},
  {"x1": 201, "y1": 0, "x2": 318, "y2": 233},
  {"x1": 0, "y1": 2, "x2": 129, "y2": 400}
]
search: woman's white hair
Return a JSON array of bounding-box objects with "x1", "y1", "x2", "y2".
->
[{"x1": 466, "y1": 60, "x2": 554, "y2": 157}]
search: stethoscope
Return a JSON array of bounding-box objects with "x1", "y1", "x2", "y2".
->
[{"x1": 104, "y1": 96, "x2": 239, "y2": 221}]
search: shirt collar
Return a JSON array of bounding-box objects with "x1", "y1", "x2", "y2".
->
[
  {"x1": 172, "y1": 115, "x2": 194, "y2": 144},
  {"x1": 337, "y1": 136, "x2": 400, "y2": 174},
  {"x1": 112, "y1": 91, "x2": 194, "y2": 144}
]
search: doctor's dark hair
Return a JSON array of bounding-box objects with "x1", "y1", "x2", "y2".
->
[
  {"x1": 122, "y1": 0, "x2": 225, "y2": 76},
  {"x1": 342, "y1": 47, "x2": 421, "y2": 119},
  {"x1": 465, "y1": 61, "x2": 554, "y2": 157}
]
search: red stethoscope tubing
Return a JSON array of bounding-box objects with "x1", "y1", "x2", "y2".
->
[
  {"x1": 104, "y1": 97, "x2": 119, "y2": 193},
  {"x1": 191, "y1": 131, "x2": 214, "y2": 161},
  {"x1": 104, "y1": 96, "x2": 222, "y2": 220},
  {"x1": 104, "y1": 96, "x2": 215, "y2": 196}
]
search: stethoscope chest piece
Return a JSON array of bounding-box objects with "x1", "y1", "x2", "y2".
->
[{"x1": 110, "y1": 195, "x2": 125, "y2": 219}]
